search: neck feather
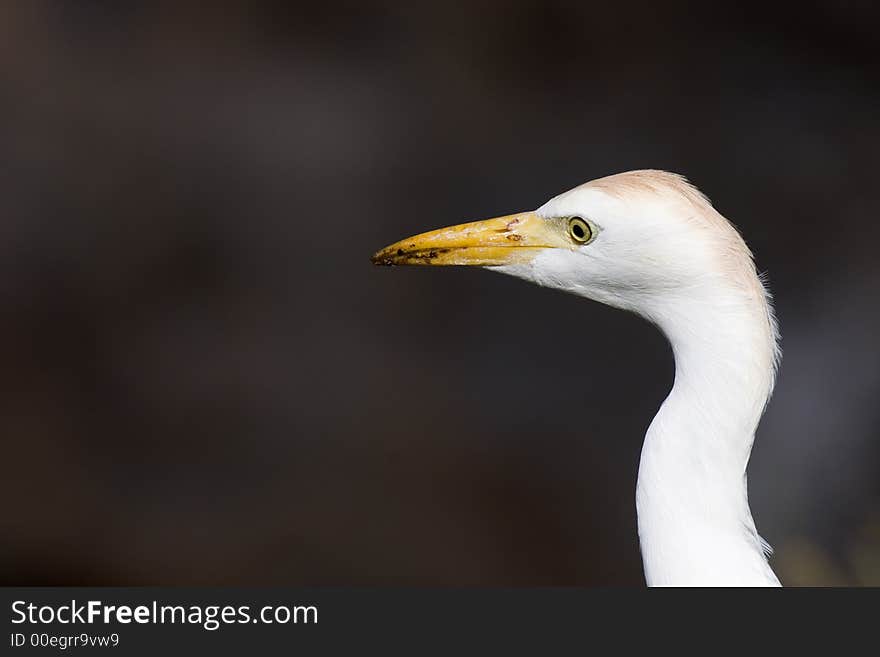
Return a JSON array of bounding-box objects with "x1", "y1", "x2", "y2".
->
[{"x1": 635, "y1": 280, "x2": 781, "y2": 586}]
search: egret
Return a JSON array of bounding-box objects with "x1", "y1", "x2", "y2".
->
[{"x1": 371, "y1": 170, "x2": 781, "y2": 587}]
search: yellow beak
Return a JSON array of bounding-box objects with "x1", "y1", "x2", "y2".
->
[{"x1": 371, "y1": 212, "x2": 564, "y2": 266}]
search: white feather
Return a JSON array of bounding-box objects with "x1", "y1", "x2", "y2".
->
[{"x1": 493, "y1": 170, "x2": 781, "y2": 586}]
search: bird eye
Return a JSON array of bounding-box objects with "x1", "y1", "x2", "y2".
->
[{"x1": 568, "y1": 216, "x2": 592, "y2": 243}]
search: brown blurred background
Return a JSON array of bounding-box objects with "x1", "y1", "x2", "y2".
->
[{"x1": 1, "y1": 1, "x2": 878, "y2": 586}]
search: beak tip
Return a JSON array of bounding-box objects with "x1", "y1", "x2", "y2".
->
[{"x1": 371, "y1": 249, "x2": 397, "y2": 266}]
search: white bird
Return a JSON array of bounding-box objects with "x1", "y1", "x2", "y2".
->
[{"x1": 372, "y1": 170, "x2": 781, "y2": 587}]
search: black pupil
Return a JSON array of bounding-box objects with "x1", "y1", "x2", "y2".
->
[{"x1": 571, "y1": 222, "x2": 585, "y2": 239}]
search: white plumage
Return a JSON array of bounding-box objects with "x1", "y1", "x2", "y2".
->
[{"x1": 373, "y1": 170, "x2": 781, "y2": 586}]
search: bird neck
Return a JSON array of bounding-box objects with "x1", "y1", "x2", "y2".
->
[{"x1": 635, "y1": 283, "x2": 780, "y2": 586}]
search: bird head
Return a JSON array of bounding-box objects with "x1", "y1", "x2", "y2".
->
[{"x1": 372, "y1": 170, "x2": 762, "y2": 322}]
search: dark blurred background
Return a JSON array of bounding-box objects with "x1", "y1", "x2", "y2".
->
[{"x1": 2, "y1": 1, "x2": 878, "y2": 586}]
